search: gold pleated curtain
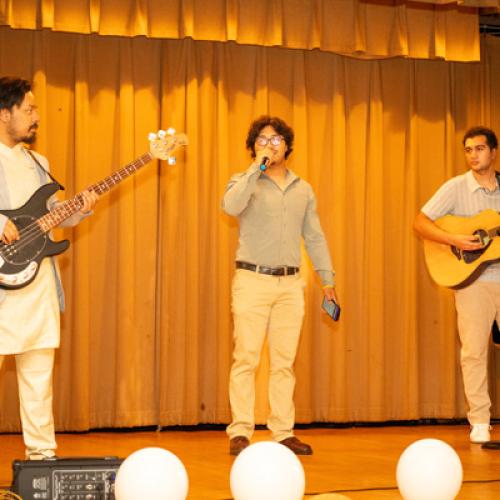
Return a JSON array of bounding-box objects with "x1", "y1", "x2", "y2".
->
[
  {"x1": 0, "y1": 0, "x2": 485, "y2": 60},
  {"x1": 0, "y1": 1, "x2": 499, "y2": 432}
]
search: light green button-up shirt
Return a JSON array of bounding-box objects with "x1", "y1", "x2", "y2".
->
[{"x1": 222, "y1": 163, "x2": 335, "y2": 286}]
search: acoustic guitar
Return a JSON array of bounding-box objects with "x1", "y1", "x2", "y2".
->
[
  {"x1": 423, "y1": 209, "x2": 500, "y2": 288},
  {"x1": 0, "y1": 130, "x2": 188, "y2": 289}
]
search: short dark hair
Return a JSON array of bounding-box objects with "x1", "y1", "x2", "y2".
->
[
  {"x1": 246, "y1": 116, "x2": 294, "y2": 159},
  {"x1": 462, "y1": 126, "x2": 498, "y2": 150},
  {"x1": 0, "y1": 76, "x2": 32, "y2": 112}
]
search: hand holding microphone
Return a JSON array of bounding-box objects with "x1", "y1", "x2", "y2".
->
[
  {"x1": 259, "y1": 156, "x2": 269, "y2": 171},
  {"x1": 257, "y1": 149, "x2": 273, "y2": 171}
]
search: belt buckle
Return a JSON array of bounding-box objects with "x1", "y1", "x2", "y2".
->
[{"x1": 280, "y1": 266, "x2": 288, "y2": 276}]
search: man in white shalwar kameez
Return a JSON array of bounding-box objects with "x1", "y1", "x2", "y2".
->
[{"x1": 0, "y1": 76, "x2": 98, "y2": 459}]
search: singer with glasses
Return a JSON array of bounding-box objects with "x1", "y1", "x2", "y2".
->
[
  {"x1": 222, "y1": 115, "x2": 338, "y2": 456},
  {"x1": 255, "y1": 134, "x2": 285, "y2": 170}
]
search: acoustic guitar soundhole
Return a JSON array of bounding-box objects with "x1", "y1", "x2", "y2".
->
[
  {"x1": 462, "y1": 229, "x2": 490, "y2": 264},
  {"x1": 450, "y1": 229, "x2": 490, "y2": 264}
]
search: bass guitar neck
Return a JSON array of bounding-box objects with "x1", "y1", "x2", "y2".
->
[{"x1": 0, "y1": 130, "x2": 188, "y2": 289}]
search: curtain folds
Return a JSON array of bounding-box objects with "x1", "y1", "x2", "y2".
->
[
  {"x1": 0, "y1": 0, "x2": 481, "y2": 61},
  {"x1": 0, "y1": 27, "x2": 499, "y2": 431}
]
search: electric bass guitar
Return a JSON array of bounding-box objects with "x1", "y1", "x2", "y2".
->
[
  {"x1": 0, "y1": 130, "x2": 188, "y2": 289},
  {"x1": 423, "y1": 209, "x2": 500, "y2": 288}
]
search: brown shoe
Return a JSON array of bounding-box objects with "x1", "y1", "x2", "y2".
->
[
  {"x1": 279, "y1": 436, "x2": 313, "y2": 455},
  {"x1": 229, "y1": 436, "x2": 250, "y2": 455}
]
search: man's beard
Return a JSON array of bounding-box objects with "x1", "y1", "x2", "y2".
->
[
  {"x1": 21, "y1": 131, "x2": 37, "y2": 144},
  {"x1": 19, "y1": 126, "x2": 37, "y2": 145},
  {"x1": 8, "y1": 123, "x2": 38, "y2": 145}
]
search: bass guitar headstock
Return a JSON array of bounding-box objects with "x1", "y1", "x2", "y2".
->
[{"x1": 149, "y1": 128, "x2": 189, "y2": 164}]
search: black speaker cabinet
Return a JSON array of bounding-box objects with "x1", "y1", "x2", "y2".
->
[{"x1": 11, "y1": 456, "x2": 123, "y2": 499}]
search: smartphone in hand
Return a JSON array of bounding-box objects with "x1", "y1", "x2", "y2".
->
[{"x1": 322, "y1": 296, "x2": 341, "y2": 321}]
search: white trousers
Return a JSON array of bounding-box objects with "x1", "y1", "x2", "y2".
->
[
  {"x1": 0, "y1": 348, "x2": 57, "y2": 459},
  {"x1": 227, "y1": 269, "x2": 305, "y2": 441},
  {"x1": 455, "y1": 281, "x2": 500, "y2": 424}
]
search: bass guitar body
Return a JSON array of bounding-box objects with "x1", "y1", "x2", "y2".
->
[{"x1": 0, "y1": 183, "x2": 69, "y2": 289}]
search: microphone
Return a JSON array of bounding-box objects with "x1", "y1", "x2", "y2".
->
[{"x1": 259, "y1": 156, "x2": 269, "y2": 171}]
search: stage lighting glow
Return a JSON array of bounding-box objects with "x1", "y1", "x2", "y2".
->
[
  {"x1": 396, "y1": 438, "x2": 463, "y2": 500},
  {"x1": 114, "y1": 447, "x2": 188, "y2": 500},
  {"x1": 230, "y1": 441, "x2": 305, "y2": 500}
]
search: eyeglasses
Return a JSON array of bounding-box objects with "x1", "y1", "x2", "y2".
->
[
  {"x1": 464, "y1": 145, "x2": 489, "y2": 155},
  {"x1": 256, "y1": 135, "x2": 284, "y2": 147}
]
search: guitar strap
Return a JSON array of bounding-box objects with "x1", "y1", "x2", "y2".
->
[{"x1": 25, "y1": 148, "x2": 65, "y2": 191}]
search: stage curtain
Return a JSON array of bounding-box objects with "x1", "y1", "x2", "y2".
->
[
  {"x1": 0, "y1": 27, "x2": 499, "y2": 431},
  {"x1": 0, "y1": 0, "x2": 481, "y2": 61},
  {"x1": 417, "y1": 0, "x2": 498, "y2": 5}
]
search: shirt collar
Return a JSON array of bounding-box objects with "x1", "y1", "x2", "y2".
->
[
  {"x1": 261, "y1": 168, "x2": 300, "y2": 189},
  {"x1": 466, "y1": 169, "x2": 499, "y2": 194},
  {"x1": 0, "y1": 141, "x2": 24, "y2": 160},
  {"x1": 283, "y1": 169, "x2": 299, "y2": 184}
]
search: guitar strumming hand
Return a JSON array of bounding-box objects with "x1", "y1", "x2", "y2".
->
[
  {"x1": 0, "y1": 129, "x2": 188, "y2": 289},
  {"x1": 1, "y1": 219, "x2": 19, "y2": 244},
  {"x1": 448, "y1": 233, "x2": 484, "y2": 252}
]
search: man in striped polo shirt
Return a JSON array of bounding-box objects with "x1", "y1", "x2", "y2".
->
[{"x1": 414, "y1": 126, "x2": 500, "y2": 444}]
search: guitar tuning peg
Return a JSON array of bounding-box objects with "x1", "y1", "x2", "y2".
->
[
  {"x1": 166, "y1": 127, "x2": 176, "y2": 135},
  {"x1": 148, "y1": 132, "x2": 157, "y2": 141},
  {"x1": 158, "y1": 130, "x2": 167, "y2": 139},
  {"x1": 167, "y1": 156, "x2": 177, "y2": 165}
]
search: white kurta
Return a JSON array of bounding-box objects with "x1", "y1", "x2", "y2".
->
[{"x1": 0, "y1": 143, "x2": 59, "y2": 354}]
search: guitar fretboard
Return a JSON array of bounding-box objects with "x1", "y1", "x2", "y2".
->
[{"x1": 37, "y1": 152, "x2": 154, "y2": 232}]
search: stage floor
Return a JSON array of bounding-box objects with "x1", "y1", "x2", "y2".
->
[{"x1": 0, "y1": 424, "x2": 499, "y2": 499}]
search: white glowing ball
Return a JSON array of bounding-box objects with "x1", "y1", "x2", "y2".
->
[
  {"x1": 396, "y1": 438, "x2": 463, "y2": 500},
  {"x1": 230, "y1": 441, "x2": 305, "y2": 500},
  {"x1": 115, "y1": 447, "x2": 188, "y2": 500}
]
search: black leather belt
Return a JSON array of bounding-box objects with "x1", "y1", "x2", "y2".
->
[{"x1": 236, "y1": 261, "x2": 299, "y2": 276}]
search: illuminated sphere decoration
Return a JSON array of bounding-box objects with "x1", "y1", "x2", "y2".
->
[
  {"x1": 230, "y1": 441, "x2": 305, "y2": 500},
  {"x1": 396, "y1": 438, "x2": 463, "y2": 500},
  {"x1": 114, "y1": 447, "x2": 188, "y2": 500}
]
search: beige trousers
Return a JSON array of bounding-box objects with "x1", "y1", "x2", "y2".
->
[
  {"x1": 455, "y1": 281, "x2": 500, "y2": 425},
  {"x1": 0, "y1": 348, "x2": 57, "y2": 458},
  {"x1": 227, "y1": 269, "x2": 305, "y2": 441}
]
